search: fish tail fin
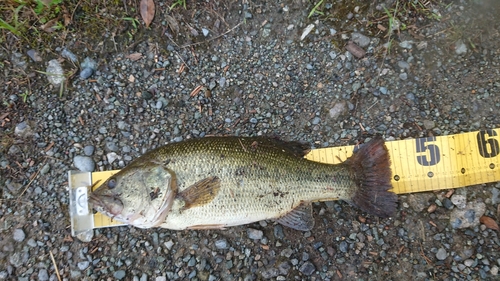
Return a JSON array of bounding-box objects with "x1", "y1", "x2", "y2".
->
[{"x1": 344, "y1": 136, "x2": 397, "y2": 218}]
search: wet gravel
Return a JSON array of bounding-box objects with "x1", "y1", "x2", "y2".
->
[{"x1": 1, "y1": 0, "x2": 500, "y2": 280}]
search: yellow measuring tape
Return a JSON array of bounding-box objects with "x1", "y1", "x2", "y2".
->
[
  {"x1": 86, "y1": 129, "x2": 500, "y2": 228},
  {"x1": 307, "y1": 128, "x2": 500, "y2": 194}
]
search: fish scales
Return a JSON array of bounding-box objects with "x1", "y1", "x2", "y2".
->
[
  {"x1": 89, "y1": 136, "x2": 397, "y2": 231},
  {"x1": 149, "y1": 137, "x2": 356, "y2": 229}
]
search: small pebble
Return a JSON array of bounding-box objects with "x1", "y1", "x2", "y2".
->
[
  {"x1": 423, "y1": 120, "x2": 435, "y2": 130},
  {"x1": 398, "y1": 61, "x2": 410, "y2": 70},
  {"x1": 299, "y1": 261, "x2": 315, "y2": 276},
  {"x1": 339, "y1": 241, "x2": 348, "y2": 253},
  {"x1": 27, "y1": 49, "x2": 43, "y2": 62},
  {"x1": 40, "y1": 163, "x2": 50, "y2": 175},
  {"x1": 329, "y1": 101, "x2": 347, "y2": 120},
  {"x1": 464, "y1": 259, "x2": 474, "y2": 267},
  {"x1": 455, "y1": 40, "x2": 467, "y2": 55},
  {"x1": 80, "y1": 66, "x2": 95, "y2": 79},
  {"x1": 436, "y1": 248, "x2": 448, "y2": 260},
  {"x1": 15, "y1": 121, "x2": 31, "y2": 137},
  {"x1": 73, "y1": 156, "x2": 95, "y2": 172},
  {"x1": 399, "y1": 41, "x2": 413, "y2": 49},
  {"x1": 491, "y1": 266, "x2": 499, "y2": 276},
  {"x1": 164, "y1": 240, "x2": 174, "y2": 250},
  {"x1": 13, "y1": 229, "x2": 26, "y2": 242},
  {"x1": 451, "y1": 194, "x2": 467, "y2": 209},
  {"x1": 46, "y1": 59, "x2": 65, "y2": 86},
  {"x1": 38, "y1": 269, "x2": 49, "y2": 281},
  {"x1": 106, "y1": 152, "x2": 119, "y2": 164},
  {"x1": 77, "y1": 261, "x2": 90, "y2": 270},
  {"x1": 215, "y1": 239, "x2": 229, "y2": 249},
  {"x1": 351, "y1": 33, "x2": 371, "y2": 47},
  {"x1": 219, "y1": 77, "x2": 226, "y2": 87},
  {"x1": 261, "y1": 268, "x2": 279, "y2": 279},
  {"x1": 114, "y1": 270, "x2": 126, "y2": 280},
  {"x1": 450, "y1": 201, "x2": 486, "y2": 229},
  {"x1": 61, "y1": 48, "x2": 78, "y2": 63},
  {"x1": 247, "y1": 228, "x2": 263, "y2": 240},
  {"x1": 274, "y1": 225, "x2": 285, "y2": 239},
  {"x1": 442, "y1": 198, "x2": 454, "y2": 210},
  {"x1": 84, "y1": 145, "x2": 95, "y2": 156}
]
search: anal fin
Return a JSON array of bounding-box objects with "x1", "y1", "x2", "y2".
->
[
  {"x1": 275, "y1": 202, "x2": 314, "y2": 231},
  {"x1": 178, "y1": 176, "x2": 221, "y2": 210}
]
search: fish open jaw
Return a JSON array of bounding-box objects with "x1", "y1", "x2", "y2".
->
[{"x1": 89, "y1": 193, "x2": 124, "y2": 217}]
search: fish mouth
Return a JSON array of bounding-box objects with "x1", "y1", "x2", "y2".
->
[{"x1": 88, "y1": 193, "x2": 124, "y2": 216}]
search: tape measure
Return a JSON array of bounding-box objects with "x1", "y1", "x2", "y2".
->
[
  {"x1": 306, "y1": 128, "x2": 500, "y2": 194},
  {"x1": 69, "y1": 129, "x2": 500, "y2": 232}
]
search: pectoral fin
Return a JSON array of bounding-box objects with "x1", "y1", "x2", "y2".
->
[
  {"x1": 275, "y1": 202, "x2": 314, "y2": 231},
  {"x1": 178, "y1": 176, "x2": 221, "y2": 210}
]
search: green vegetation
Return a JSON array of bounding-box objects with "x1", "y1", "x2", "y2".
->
[
  {"x1": 0, "y1": 0, "x2": 65, "y2": 45},
  {"x1": 169, "y1": 0, "x2": 186, "y2": 10},
  {"x1": 34, "y1": 0, "x2": 62, "y2": 15},
  {"x1": 122, "y1": 17, "x2": 140, "y2": 41},
  {"x1": 0, "y1": 2, "x2": 27, "y2": 39},
  {"x1": 308, "y1": 0, "x2": 325, "y2": 18},
  {"x1": 19, "y1": 89, "x2": 30, "y2": 103},
  {"x1": 0, "y1": 0, "x2": 134, "y2": 48}
]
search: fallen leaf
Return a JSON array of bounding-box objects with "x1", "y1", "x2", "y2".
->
[
  {"x1": 480, "y1": 216, "x2": 499, "y2": 231},
  {"x1": 377, "y1": 24, "x2": 386, "y2": 32},
  {"x1": 40, "y1": 0, "x2": 52, "y2": 8},
  {"x1": 427, "y1": 204, "x2": 437, "y2": 213},
  {"x1": 345, "y1": 41, "x2": 366, "y2": 59},
  {"x1": 445, "y1": 189, "x2": 454, "y2": 198},
  {"x1": 40, "y1": 18, "x2": 59, "y2": 33},
  {"x1": 188, "y1": 26, "x2": 199, "y2": 36},
  {"x1": 62, "y1": 6, "x2": 72, "y2": 26},
  {"x1": 126, "y1": 52, "x2": 143, "y2": 61},
  {"x1": 165, "y1": 14, "x2": 179, "y2": 35},
  {"x1": 140, "y1": 0, "x2": 155, "y2": 28}
]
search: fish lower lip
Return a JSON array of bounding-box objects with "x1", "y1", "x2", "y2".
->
[{"x1": 89, "y1": 193, "x2": 124, "y2": 215}]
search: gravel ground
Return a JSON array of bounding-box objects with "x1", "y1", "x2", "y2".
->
[{"x1": 1, "y1": 0, "x2": 500, "y2": 280}]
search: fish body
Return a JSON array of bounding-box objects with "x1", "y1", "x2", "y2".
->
[{"x1": 89, "y1": 136, "x2": 397, "y2": 231}]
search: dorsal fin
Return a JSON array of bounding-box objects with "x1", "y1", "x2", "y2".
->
[{"x1": 263, "y1": 137, "x2": 311, "y2": 157}]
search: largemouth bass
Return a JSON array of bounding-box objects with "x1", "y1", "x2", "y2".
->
[{"x1": 89, "y1": 136, "x2": 397, "y2": 231}]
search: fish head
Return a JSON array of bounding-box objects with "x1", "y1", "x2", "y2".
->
[{"x1": 89, "y1": 162, "x2": 176, "y2": 228}]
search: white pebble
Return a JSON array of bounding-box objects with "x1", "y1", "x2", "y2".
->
[{"x1": 13, "y1": 229, "x2": 25, "y2": 242}]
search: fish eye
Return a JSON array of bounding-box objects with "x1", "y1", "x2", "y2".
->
[{"x1": 107, "y1": 178, "x2": 117, "y2": 189}]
